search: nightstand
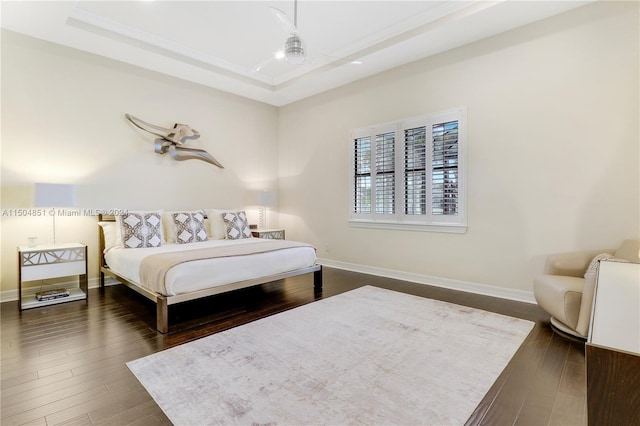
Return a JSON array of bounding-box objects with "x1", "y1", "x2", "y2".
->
[
  {"x1": 18, "y1": 243, "x2": 88, "y2": 310},
  {"x1": 251, "y1": 229, "x2": 285, "y2": 240}
]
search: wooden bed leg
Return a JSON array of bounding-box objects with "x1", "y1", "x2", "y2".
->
[
  {"x1": 156, "y1": 297, "x2": 169, "y2": 334},
  {"x1": 314, "y1": 266, "x2": 323, "y2": 290}
]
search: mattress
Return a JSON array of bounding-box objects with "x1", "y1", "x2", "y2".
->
[{"x1": 104, "y1": 238, "x2": 317, "y2": 296}]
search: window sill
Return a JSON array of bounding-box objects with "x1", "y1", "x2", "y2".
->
[{"x1": 348, "y1": 219, "x2": 467, "y2": 234}]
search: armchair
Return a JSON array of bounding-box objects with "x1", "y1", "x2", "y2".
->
[{"x1": 533, "y1": 239, "x2": 639, "y2": 339}]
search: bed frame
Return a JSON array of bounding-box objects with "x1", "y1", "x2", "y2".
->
[{"x1": 98, "y1": 215, "x2": 322, "y2": 333}]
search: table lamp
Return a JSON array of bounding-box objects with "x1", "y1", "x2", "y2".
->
[
  {"x1": 257, "y1": 191, "x2": 277, "y2": 229},
  {"x1": 34, "y1": 183, "x2": 76, "y2": 245}
]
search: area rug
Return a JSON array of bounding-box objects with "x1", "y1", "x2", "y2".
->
[{"x1": 127, "y1": 286, "x2": 534, "y2": 425}]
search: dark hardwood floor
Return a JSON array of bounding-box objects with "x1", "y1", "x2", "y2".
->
[{"x1": 1, "y1": 267, "x2": 586, "y2": 425}]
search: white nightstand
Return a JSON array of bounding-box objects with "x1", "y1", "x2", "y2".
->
[
  {"x1": 18, "y1": 243, "x2": 88, "y2": 310},
  {"x1": 251, "y1": 229, "x2": 285, "y2": 240}
]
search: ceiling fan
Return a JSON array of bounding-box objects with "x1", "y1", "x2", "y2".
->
[
  {"x1": 270, "y1": 0, "x2": 305, "y2": 65},
  {"x1": 253, "y1": 0, "x2": 305, "y2": 72},
  {"x1": 253, "y1": 0, "x2": 362, "y2": 73}
]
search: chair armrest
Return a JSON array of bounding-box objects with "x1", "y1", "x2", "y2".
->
[{"x1": 544, "y1": 249, "x2": 614, "y2": 277}]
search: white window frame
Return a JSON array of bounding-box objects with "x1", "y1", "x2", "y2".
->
[{"x1": 349, "y1": 107, "x2": 467, "y2": 233}]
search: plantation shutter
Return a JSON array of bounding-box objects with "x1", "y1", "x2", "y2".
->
[
  {"x1": 375, "y1": 132, "x2": 395, "y2": 214},
  {"x1": 353, "y1": 136, "x2": 371, "y2": 214},
  {"x1": 431, "y1": 120, "x2": 459, "y2": 216},
  {"x1": 350, "y1": 108, "x2": 465, "y2": 231},
  {"x1": 404, "y1": 126, "x2": 427, "y2": 215}
]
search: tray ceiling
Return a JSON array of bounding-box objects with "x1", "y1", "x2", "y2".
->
[{"x1": 1, "y1": 1, "x2": 593, "y2": 106}]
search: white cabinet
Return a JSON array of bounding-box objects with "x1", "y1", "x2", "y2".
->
[
  {"x1": 589, "y1": 261, "x2": 640, "y2": 353},
  {"x1": 586, "y1": 260, "x2": 640, "y2": 425}
]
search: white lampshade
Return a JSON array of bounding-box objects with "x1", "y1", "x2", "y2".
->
[
  {"x1": 257, "y1": 191, "x2": 277, "y2": 207},
  {"x1": 34, "y1": 183, "x2": 76, "y2": 207},
  {"x1": 34, "y1": 183, "x2": 76, "y2": 245}
]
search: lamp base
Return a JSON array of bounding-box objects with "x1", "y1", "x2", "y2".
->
[{"x1": 259, "y1": 207, "x2": 268, "y2": 229}]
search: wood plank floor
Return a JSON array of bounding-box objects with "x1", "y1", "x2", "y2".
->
[{"x1": 1, "y1": 267, "x2": 587, "y2": 425}]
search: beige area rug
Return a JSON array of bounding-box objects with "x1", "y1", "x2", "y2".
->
[{"x1": 127, "y1": 286, "x2": 534, "y2": 425}]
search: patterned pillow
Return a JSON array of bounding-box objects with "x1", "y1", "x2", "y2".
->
[
  {"x1": 119, "y1": 211, "x2": 163, "y2": 248},
  {"x1": 222, "y1": 211, "x2": 252, "y2": 240},
  {"x1": 585, "y1": 253, "x2": 629, "y2": 276},
  {"x1": 172, "y1": 212, "x2": 208, "y2": 244}
]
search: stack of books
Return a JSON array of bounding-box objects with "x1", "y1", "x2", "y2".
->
[{"x1": 35, "y1": 288, "x2": 69, "y2": 301}]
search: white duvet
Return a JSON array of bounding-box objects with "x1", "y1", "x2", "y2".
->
[{"x1": 104, "y1": 238, "x2": 317, "y2": 296}]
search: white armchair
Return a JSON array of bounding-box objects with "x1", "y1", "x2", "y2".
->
[{"x1": 533, "y1": 239, "x2": 639, "y2": 339}]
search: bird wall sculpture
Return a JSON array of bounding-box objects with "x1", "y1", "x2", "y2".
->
[{"x1": 125, "y1": 113, "x2": 224, "y2": 169}]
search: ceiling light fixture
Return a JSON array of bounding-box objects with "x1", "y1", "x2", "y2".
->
[
  {"x1": 269, "y1": 0, "x2": 305, "y2": 65},
  {"x1": 284, "y1": 35, "x2": 304, "y2": 64},
  {"x1": 284, "y1": 0, "x2": 304, "y2": 64}
]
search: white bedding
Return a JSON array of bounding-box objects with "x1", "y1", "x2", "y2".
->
[{"x1": 104, "y1": 238, "x2": 317, "y2": 296}]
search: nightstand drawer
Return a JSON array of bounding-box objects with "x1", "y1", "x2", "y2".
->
[
  {"x1": 20, "y1": 245, "x2": 87, "y2": 281},
  {"x1": 21, "y1": 261, "x2": 86, "y2": 281}
]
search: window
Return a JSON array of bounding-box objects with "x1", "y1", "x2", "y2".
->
[{"x1": 350, "y1": 108, "x2": 466, "y2": 233}]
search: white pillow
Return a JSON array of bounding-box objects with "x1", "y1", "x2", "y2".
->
[
  {"x1": 614, "y1": 239, "x2": 640, "y2": 263},
  {"x1": 204, "y1": 208, "x2": 236, "y2": 239},
  {"x1": 98, "y1": 221, "x2": 120, "y2": 252},
  {"x1": 117, "y1": 211, "x2": 163, "y2": 248}
]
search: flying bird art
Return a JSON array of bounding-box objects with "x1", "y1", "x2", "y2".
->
[{"x1": 125, "y1": 114, "x2": 224, "y2": 168}]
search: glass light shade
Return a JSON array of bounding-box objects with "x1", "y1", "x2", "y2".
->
[
  {"x1": 257, "y1": 191, "x2": 277, "y2": 207},
  {"x1": 284, "y1": 36, "x2": 305, "y2": 64}
]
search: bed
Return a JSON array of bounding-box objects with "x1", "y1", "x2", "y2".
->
[{"x1": 98, "y1": 213, "x2": 322, "y2": 333}]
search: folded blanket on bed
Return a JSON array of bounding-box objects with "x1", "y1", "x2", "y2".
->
[{"x1": 139, "y1": 239, "x2": 314, "y2": 293}]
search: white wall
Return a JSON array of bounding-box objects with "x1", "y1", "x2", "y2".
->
[
  {"x1": 1, "y1": 30, "x2": 279, "y2": 293},
  {"x1": 277, "y1": 1, "x2": 639, "y2": 296},
  {"x1": 2, "y1": 1, "x2": 638, "y2": 301}
]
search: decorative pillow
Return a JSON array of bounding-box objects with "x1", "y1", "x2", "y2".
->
[
  {"x1": 162, "y1": 210, "x2": 205, "y2": 243},
  {"x1": 119, "y1": 211, "x2": 163, "y2": 248},
  {"x1": 172, "y1": 212, "x2": 208, "y2": 244},
  {"x1": 162, "y1": 212, "x2": 178, "y2": 243},
  {"x1": 204, "y1": 208, "x2": 235, "y2": 239},
  {"x1": 614, "y1": 239, "x2": 640, "y2": 263},
  {"x1": 585, "y1": 253, "x2": 629, "y2": 276},
  {"x1": 222, "y1": 211, "x2": 252, "y2": 240}
]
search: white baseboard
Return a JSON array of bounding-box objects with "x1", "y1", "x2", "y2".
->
[
  {"x1": 1, "y1": 263, "x2": 536, "y2": 305},
  {"x1": 0, "y1": 276, "x2": 120, "y2": 303},
  {"x1": 317, "y1": 257, "x2": 536, "y2": 304}
]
